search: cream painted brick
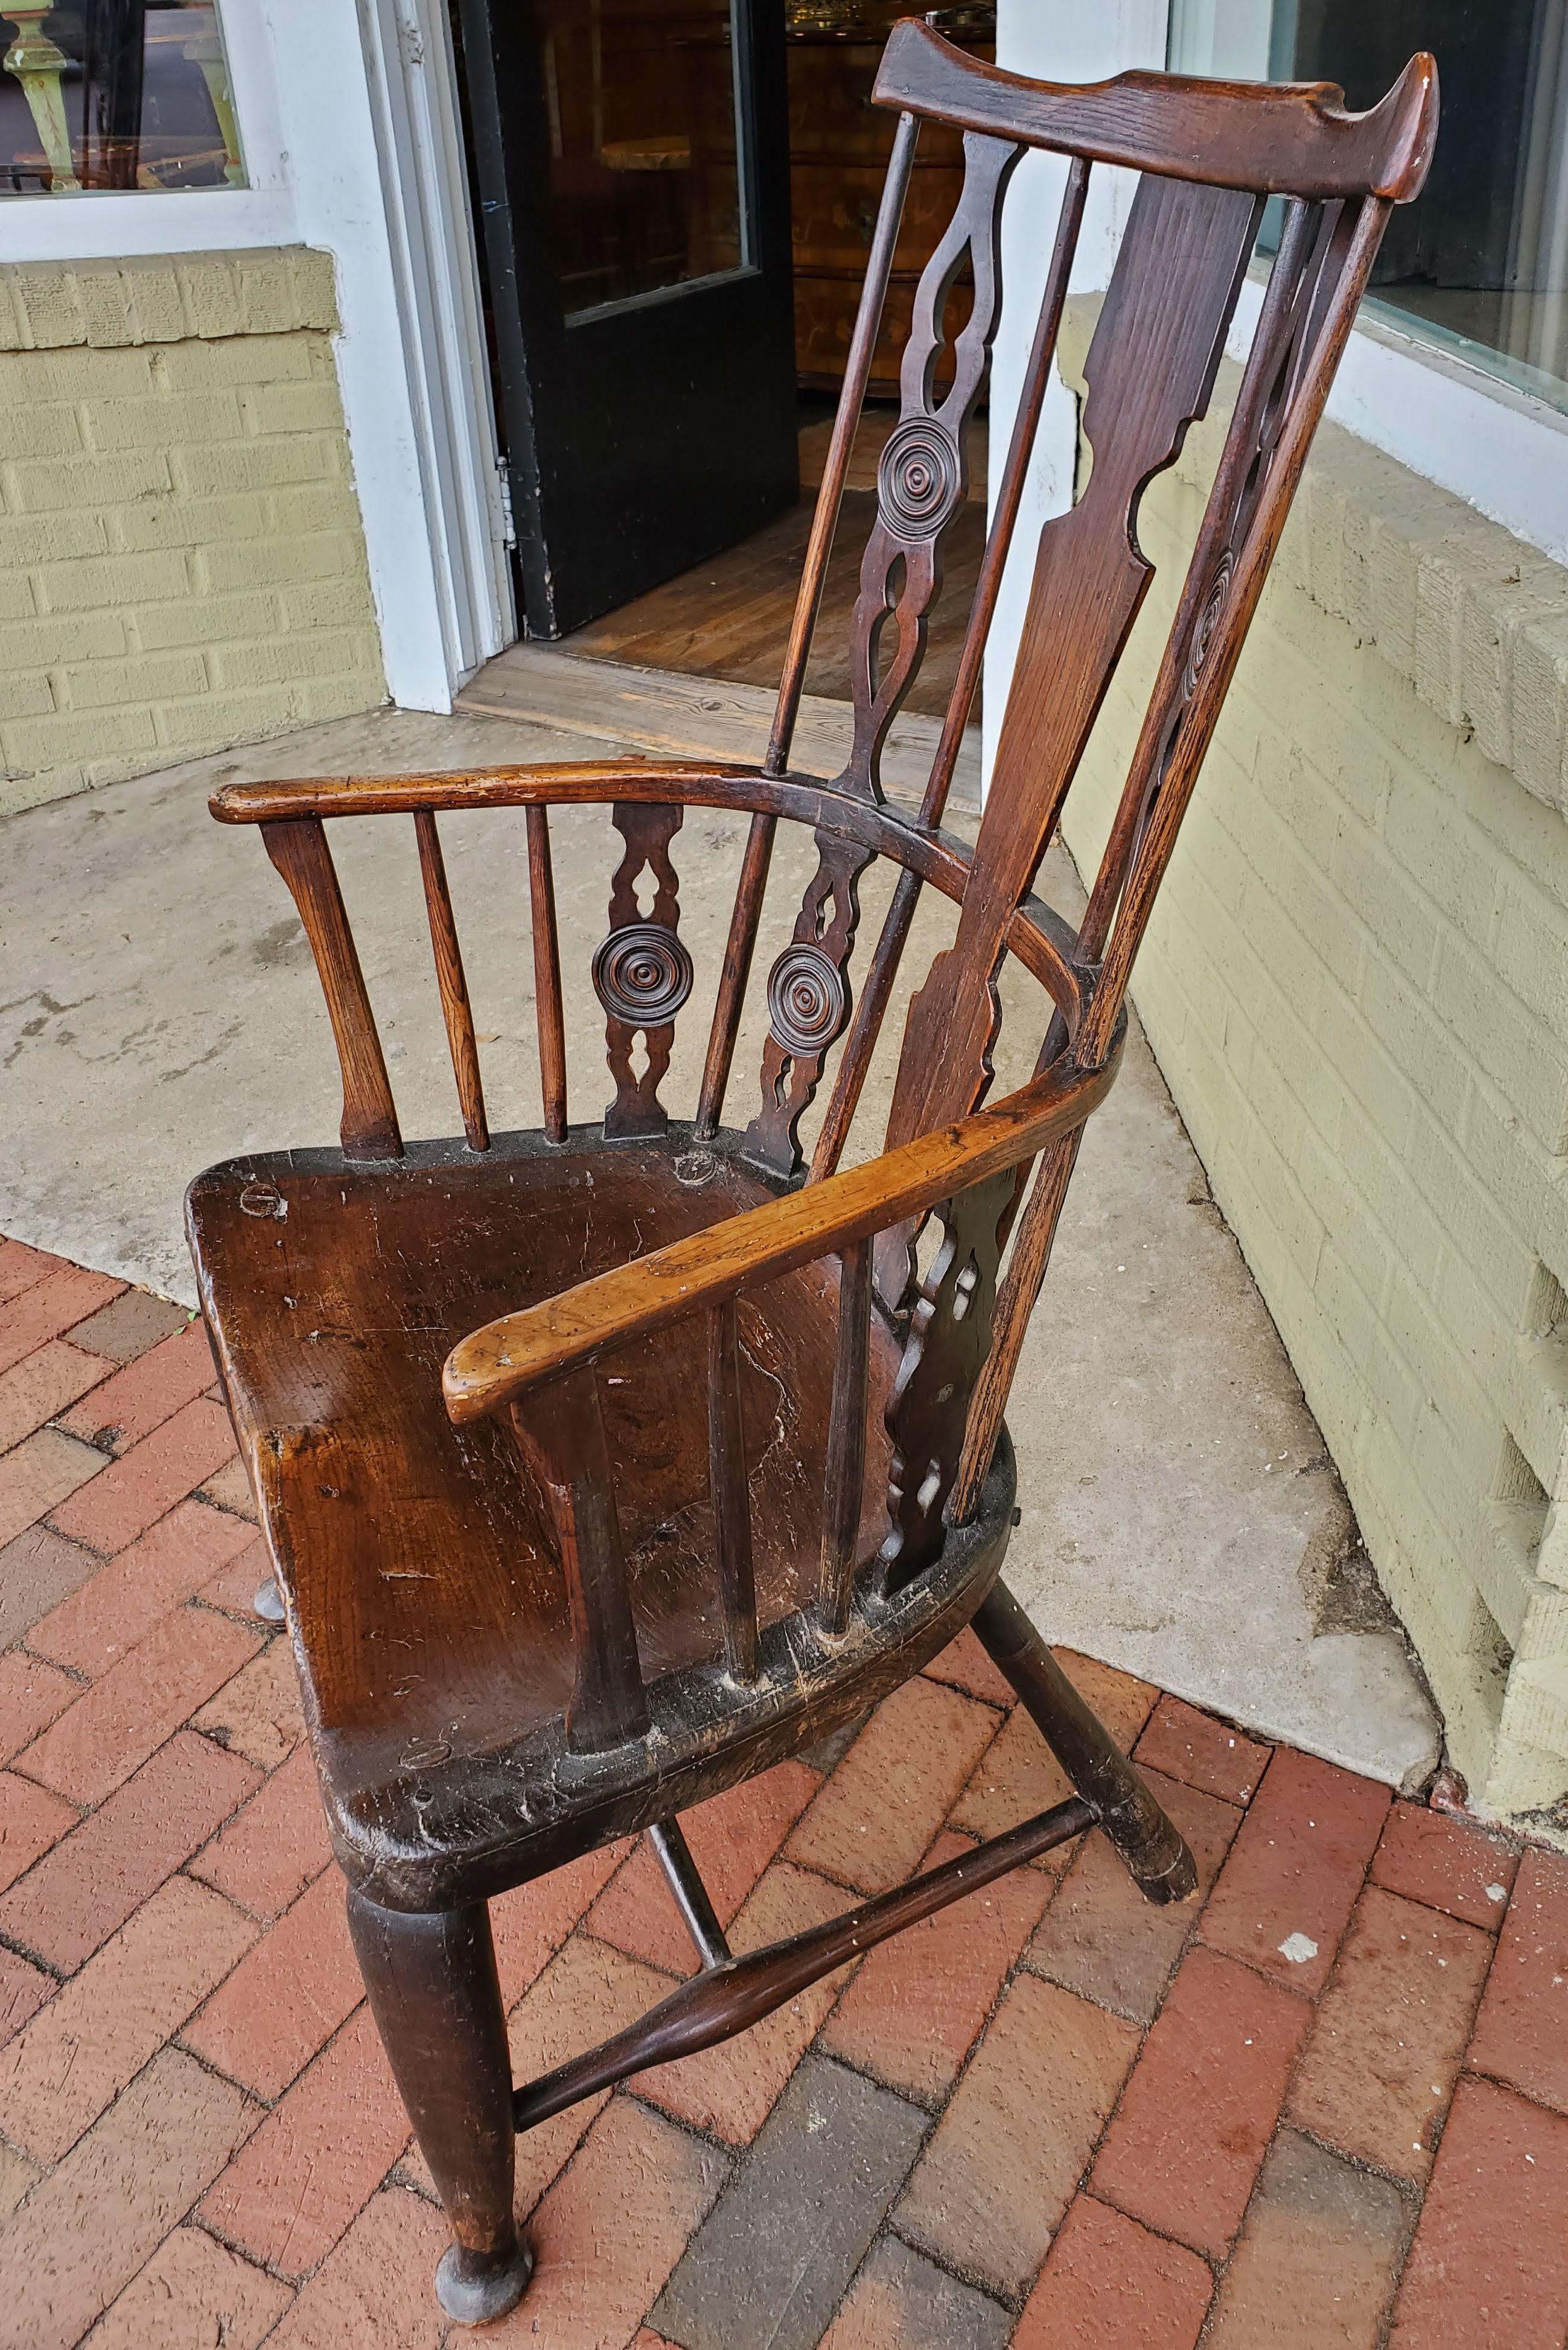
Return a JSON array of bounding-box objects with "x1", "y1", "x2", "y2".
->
[
  {"x1": 1432, "y1": 932, "x2": 1568, "y2": 1150},
  {"x1": 171, "y1": 436, "x2": 337, "y2": 497},
  {"x1": 297, "y1": 672, "x2": 387, "y2": 725},
  {"x1": 1511, "y1": 613, "x2": 1568, "y2": 811},
  {"x1": 107, "y1": 492, "x2": 269, "y2": 555},
  {"x1": 59, "y1": 652, "x2": 209, "y2": 710},
  {"x1": 278, "y1": 578, "x2": 377, "y2": 632},
  {"x1": 240, "y1": 380, "x2": 345, "y2": 436},
  {"x1": 151, "y1": 684, "x2": 311, "y2": 748},
  {"x1": 1493, "y1": 882, "x2": 1568, "y2": 1039},
  {"x1": 196, "y1": 532, "x2": 360, "y2": 594},
  {"x1": 2, "y1": 703, "x2": 159, "y2": 768},
  {"x1": 34, "y1": 547, "x2": 190, "y2": 611},
  {"x1": 2, "y1": 613, "x2": 127, "y2": 666},
  {"x1": 174, "y1": 257, "x2": 243, "y2": 340},
  {"x1": 84, "y1": 390, "x2": 246, "y2": 451},
  {"x1": 208, "y1": 632, "x2": 369, "y2": 690},
  {"x1": 12, "y1": 267, "x2": 87, "y2": 348},
  {"x1": 8, "y1": 448, "x2": 172, "y2": 514},
  {"x1": 151, "y1": 337, "x2": 316, "y2": 393},
  {"x1": 0, "y1": 673, "x2": 54, "y2": 721},
  {"x1": 0, "y1": 572, "x2": 33, "y2": 621},
  {"x1": 0, "y1": 405, "x2": 83, "y2": 459},
  {"x1": 0, "y1": 509, "x2": 109, "y2": 567},
  {"x1": 22, "y1": 347, "x2": 156, "y2": 402},
  {"x1": 265, "y1": 483, "x2": 361, "y2": 538},
  {"x1": 133, "y1": 591, "x2": 282, "y2": 652},
  {"x1": 73, "y1": 268, "x2": 139, "y2": 349}
]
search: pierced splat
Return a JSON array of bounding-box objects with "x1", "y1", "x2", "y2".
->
[
  {"x1": 879, "y1": 1167, "x2": 1013, "y2": 1590},
  {"x1": 745, "y1": 130, "x2": 1020, "y2": 1182},
  {"x1": 883, "y1": 172, "x2": 1264, "y2": 1168},
  {"x1": 594, "y1": 803, "x2": 692, "y2": 1139}
]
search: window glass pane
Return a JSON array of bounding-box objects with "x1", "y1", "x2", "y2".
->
[
  {"x1": 1170, "y1": 0, "x2": 1568, "y2": 417},
  {"x1": 538, "y1": 0, "x2": 748, "y2": 320},
  {"x1": 0, "y1": 1, "x2": 243, "y2": 195}
]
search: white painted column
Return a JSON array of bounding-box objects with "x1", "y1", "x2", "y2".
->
[{"x1": 983, "y1": 0, "x2": 1171, "y2": 783}]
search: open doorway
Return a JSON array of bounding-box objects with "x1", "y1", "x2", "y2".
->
[{"x1": 453, "y1": 1, "x2": 996, "y2": 722}]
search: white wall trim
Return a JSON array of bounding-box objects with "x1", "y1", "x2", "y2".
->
[{"x1": 0, "y1": 0, "x2": 513, "y2": 712}]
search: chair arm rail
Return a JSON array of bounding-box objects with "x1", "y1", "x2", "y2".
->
[{"x1": 442, "y1": 1034, "x2": 1123, "y2": 1425}]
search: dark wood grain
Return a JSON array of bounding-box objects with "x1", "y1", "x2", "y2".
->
[
  {"x1": 876, "y1": 18, "x2": 1438, "y2": 202},
  {"x1": 261, "y1": 817, "x2": 402, "y2": 1162},
  {"x1": 415, "y1": 810, "x2": 489, "y2": 1153},
  {"x1": 188, "y1": 36, "x2": 1433, "y2": 2317},
  {"x1": 525, "y1": 804, "x2": 567, "y2": 1145}
]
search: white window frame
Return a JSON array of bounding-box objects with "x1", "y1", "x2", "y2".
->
[{"x1": 0, "y1": 0, "x2": 512, "y2": 710}]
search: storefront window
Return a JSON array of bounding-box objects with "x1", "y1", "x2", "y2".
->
[
  {"x1": 537, "y1": 0, "x2": 748, "y2": 319},
  {"x1": 0, "y1": 2, "x2": 243, "y2": 194},
  {"x1": 1170, "y1": 0, "x2": 1568, "y2": 416}
]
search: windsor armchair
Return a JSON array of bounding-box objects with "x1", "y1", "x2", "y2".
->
[{"x1": 187, "y1": 22, "x2": 1436, "y2": 2326}]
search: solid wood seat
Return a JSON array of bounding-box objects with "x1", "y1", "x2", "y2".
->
[
  {"x1": 188, "y1": 21, "x2": 1437, "y2": 2325},
  {"x1": 191, "y1": 1124, "x2": 1012, "y2": 1907}
]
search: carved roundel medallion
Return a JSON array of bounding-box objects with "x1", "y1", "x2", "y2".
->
[
  {"x1": 766, "y1": 942, "x2": 848, "y2": 1060},
  {"x1": 877, "y1": 418, "x2": 961, "y2": 541},
  {"x1": 1182, "y1": 552, "x2": 1234, "y2": 699},
  {"x1": 592, "y1": 922, "x2": 693, "y2": 1029}
]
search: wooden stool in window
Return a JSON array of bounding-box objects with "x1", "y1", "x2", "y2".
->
[{"x1": 187, "y1": 24, "x2": 1436, "y2": 2324}]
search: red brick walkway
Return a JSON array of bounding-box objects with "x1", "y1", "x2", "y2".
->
[{"x1": 1, "y1": 1235, "x2": 1566, "y2": 2348}]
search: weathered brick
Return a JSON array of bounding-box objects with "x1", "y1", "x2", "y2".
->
[
  {"x1": 58, "y1": 1318, "x2": 211, "y2": 1451},
  {"x1": 190, "y1": 1634, "x2": 302, "y2": 1766},
  {"x1": 0, "y1": 1425, "x2": 107, "y2": 1548},
  {"x1": 787, "y1": 1676, "x2": 999, "y2": 1894},
  {"x1": 0, "y1": 1945, "x2": 54, "y2": 2048},
  {"x1": 1466, "y1": 1847, "x2": 1568, "y2": 2115},
  {"x1": 921, "y1": 1624, "x2": 1017, "y2": 1710},
  {"x1": 1133, "y1": 1694, "x2": 1272, "y2": 1806},
  {"x1": 821, "y1": 1828, "x2": 1050, "y2": 2101},
  {"x1": 1091, "y1": 1944, "x2": 1312, "y2": 2261},
  {"x1": 489, "y1": 1841, "x2": 631, "y2": 2008},
  {"x1": 1012, "y1": 2195, "x2": 1213, "y2": 2350},
  {"x1": 1025, "y1": 1767, "x2": 1241, "y2": 2024},
  {"x1": 28, "y1": 1498, "x2": 255, "y2": 1677},
  {"x1": 0, "y1": 1648, "x2": 78, "y2": 1763},
  {"x1": 588, "y1": 1761, "x2": 817, "y2": 1975},
  {"x1": 182, "y1": 1865, "x2": 364, "y2": 2100},
  {"x1": 654, "y1": 2057, "x2": 916, "y2": 2350},
  {"x1": 0, "y1": 2048, "x2": 257, "y2": 2350},
  {"x1": 1199, "y1": 1745, "x2": 1390, "y2": 1993},
  {"x1": 818, "y1": 2234, "x2": 1010, "y2": 2350},
  {"x1": 187, "y1": 1740, "x2": 332, "y2": 1920},
  {"x1": 1289, "y1": 1885, "x2": 1491, "y2": 2180},
  {"x1": 0, "y1": 1339, "x2": 105, "y2": 1451},
  {"x1": 66, "y1": 1289, "x2": 188, "y2": 1364},
  {"x1": 0, "y1": 1730, "x2": 259, "y2": 1971},
  {"x1": 261, "y1": 2185, "x2": 448, "y2": 2350},
  {"x1": 0, "y1": 1873, "x2": 256, "y2": 2161},
  {"x1": 1205, "y1": 2130, "x2": 1409, "y2": 2350},
  {"x1": 199, "y1": 2004, "x2": 412, "y2": 2278},
  {"x1": 0, "y1": 1769, "x2": 78, "y2": 1893},
  {"x1": 81, "y1": 2224, "x2": 293, "y2": 2350},
  {"x1": 17, "y1": 1603, "x2": 261, "y2": 1804},
  {"x1": 0, "y1": 1523, "x2": 101, "y2": 1648},
  {"x1": 898, "y1": 1973, "x2": 1140, "y2": 2297},
  {"x1": 1389, "y1": 2077, "x2": 1568, "y2": 2348},
  {"x1": 49, "y1": 1396, "x2": 237, "y2": 1552},
  {"x1": 1370, "y1": 1801, "x2": 1519, "y2": 1929},
  {"x1": 947, "y1": 1705, "x2": 1073, "y2": 1852}
]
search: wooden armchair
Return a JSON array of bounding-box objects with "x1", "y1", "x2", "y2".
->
[{"x1": 186, "y1": 22, "x2": 1436, "y2": 2326}]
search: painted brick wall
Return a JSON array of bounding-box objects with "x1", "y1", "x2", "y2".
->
[
  {"x1": 0, "y1": 249, "x2": 386, "y2": 817},
  {"x1": 1052, "y1": 299, "x2": 1568, "y2": 1831}
]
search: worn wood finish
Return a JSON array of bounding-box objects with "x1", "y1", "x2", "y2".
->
[
  {"x1": 743, "y1": 125, "x2": 1019, "y2": 1183},
  {"x1": 414, "y1": 810, "x2": 488, "y2": 1153},
  {"x1": 190, "y1": 34, "x2": 1436, "y2": 2319},
  {"x1": 345, "y1": 1890, "x2": 532, "y2": 2324},
  {"x1": 819, "y1": 1236, "x2": 872, "y2": 1637},
  {"x1": 525, "y1": 805, "x2": 567, "y2": 1145},
  {"x1": 876, "y1": 18, "x2": 1438, "y2": 202},
  {"x1": 707, "y1": 1298, "x2": 758, "y2": 1684},
  {"x1": 261, "y1": 818, "x2": 401, "y2": 1162},
  {"x1": 596, "y1": 803, "x2": 691, "y2": 1139}
]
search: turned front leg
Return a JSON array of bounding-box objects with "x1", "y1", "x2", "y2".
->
[{"x1": 345, "y1": 1886, "x2": 532, "y2": 2325}]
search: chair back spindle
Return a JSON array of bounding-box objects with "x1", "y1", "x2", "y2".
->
[
  {"x1": 263, "y1": 815, "x2": 403, "y2": 1162},
  {"x1": 707, "y1": 1299, "x2": 759, "y2": 1683},
  {"x1": 818, "y1": 1237, "x2": 872, "y2": 1635},
  {"x1": 526, "y1": 804, "x2": 569, "y2": 1144},
  {"x1": 413, "y1": 810, "x2": 489, "y2": 1152}
]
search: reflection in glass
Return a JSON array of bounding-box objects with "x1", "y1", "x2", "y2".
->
[
  {"x1": 538, "y1": 0, "x2": 748, "y2": 318},
  {"x1": 1169, "y1": 0, "x2": 1568, "y2": 414},
  {"x1": 0, "y1": 2, "x2": 244, "y2": 195}
]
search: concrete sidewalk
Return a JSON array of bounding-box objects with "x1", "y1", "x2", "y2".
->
[{"x1": 0, "y1": 660, "x2": 1438, "y2": 1786}]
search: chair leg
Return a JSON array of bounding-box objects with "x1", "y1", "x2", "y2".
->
[
  {"x1": 971, "y1": 1581, "x2": 1197, "y2": 1905},
  {"x1": 345, "y1": 1885, "x2": 533, "y2": 2325}
]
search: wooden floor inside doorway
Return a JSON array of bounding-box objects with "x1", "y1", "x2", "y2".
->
[{"x1": 558, "y1": 408, "x2": 990, "y2": 720}]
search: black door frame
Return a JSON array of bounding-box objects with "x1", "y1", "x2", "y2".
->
[{"x1": 453, "y1": 0, "x2": 797, "y2": 639}]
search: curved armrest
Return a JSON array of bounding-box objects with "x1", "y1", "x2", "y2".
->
[
  {"x1": 442, "y1": 1034, "x2": 1123, "y2": 1425},
  {"x1": 209, "y1": 759, "x2": 760, "y2": 825}
]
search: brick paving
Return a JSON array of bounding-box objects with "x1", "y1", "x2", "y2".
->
[{"x1": 1, "y1": 1243, "x2": 1566, "y2": 2346}]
